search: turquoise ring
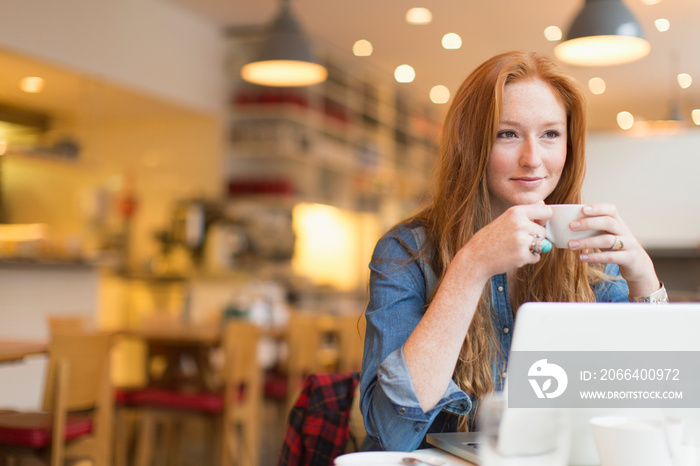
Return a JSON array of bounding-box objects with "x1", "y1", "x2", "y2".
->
[{"x1": 530, "y1": 235, "x2": 553, "y2": 255}]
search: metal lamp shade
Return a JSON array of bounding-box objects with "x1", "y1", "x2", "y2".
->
[
  {"x1": 241, "y1": 1, "x2": 327, "y2": 87},
  {"x1": 554, "y1": 0, "x2": 650, "y2": 67}
]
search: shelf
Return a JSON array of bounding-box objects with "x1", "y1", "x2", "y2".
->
[{"x1": 225, "y1": 37, "x2": 441, "y2": 215}]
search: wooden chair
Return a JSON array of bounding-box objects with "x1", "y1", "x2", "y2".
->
[
  {"x1": 46, "y1": 314, "x2": 92, "y2": 334},
  {"x1": 130, "y1": 320, "x2": 262, "y2": 466},
  {"x1": 285, "y1": 312, "x2": 324, "y2": 410},
  {"x1": 0, "y1": 331, "x2": 114, "y2": 466},
  {"x1": 335, "y1": 313, "x2": 366, "y2": 373},
  {"x1": 263, "y1": 312, "x2": 326, "y2": 411}
]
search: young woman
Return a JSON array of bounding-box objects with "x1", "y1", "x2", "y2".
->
[{"x1": 359, "y1": 51, "x2": 665, "y2": 451}]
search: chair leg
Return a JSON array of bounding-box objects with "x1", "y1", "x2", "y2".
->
[
  {"x1": 161, "y1": 416, "x2": 177, "y2": 466},
  {"x1": 135, "y1": 411, "x2": 156, "y2": 466},
  {"x1": 114, "y1": 407, "x2": 134, "y2": 466},
  {"x1": 245, "y1": 407, "x2": 261, "y2": 466}
]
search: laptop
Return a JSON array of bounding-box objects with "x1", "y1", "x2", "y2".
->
[
  {"x1": 426, "y1": 432, "x2": 480, "y2": 464},
  {"x1": 427, "y1": 302, "x2": 700, "y2": 466}
]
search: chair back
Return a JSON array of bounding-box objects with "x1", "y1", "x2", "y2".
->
[
  {"x1": 335, "y1": 313, "x2": 366, "y2": 373},
  {"x1": 42, "y1": 331, "x2": 113, "y2": 466},
  {"x1": 222, "y1": 320, "x2": 261, "y2": 391},
  {"x1": 47, "y1": 314, "x2": 92, "y2": 334},
  {"x1": 43, "y1": 332, "x2": 112, "y2": 412},
  {"x1": 285, "y1": 312, "x2": 323, "y2": 407}
]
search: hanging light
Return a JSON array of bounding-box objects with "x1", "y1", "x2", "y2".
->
[
  {"x1": 554, "y1": 0, "x2": 650, "y2": 67},
  {"x1": 241, "y1": 0, "x2": 327, "y2": 87}
]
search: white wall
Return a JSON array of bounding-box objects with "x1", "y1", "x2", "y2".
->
[
  {"x1": 0, "y1": 0, "x2": 225, "y2": 114},
  {"x1": 583, "y1": 130, "x2": 700, "y2": 249},
  {"x1": 0, "y1": 263, "x2": 98, "y2": 410}
]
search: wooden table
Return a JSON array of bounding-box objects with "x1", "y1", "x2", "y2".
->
[
  {"x1": 0, "y1": 340, "x2": 48, "y2": 364},
  {"x1": 120, "y1": 323, "x2": 223, "y2": 391}
]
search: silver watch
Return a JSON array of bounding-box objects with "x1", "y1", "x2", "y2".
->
[{"x1": 629, "y1": 283, "x2": 669, "y2": 304}]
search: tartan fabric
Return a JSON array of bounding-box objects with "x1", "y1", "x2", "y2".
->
[{"x1": 278, "y1": 372, "x2": 360, "y2": 466}]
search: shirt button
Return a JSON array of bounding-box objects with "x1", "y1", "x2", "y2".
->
[
  {"x1": 497, "y1": 286, "x2": 504, "y2": 292},
  {"x1": 502, "y1": 372, "x2": 507, "y2": 379},
  {"x1": 398, "y1": 408, "x2": 406, "y2": 415},
  {"x1": 503, "y1": 327, "x2": 510, "y2": 334}
]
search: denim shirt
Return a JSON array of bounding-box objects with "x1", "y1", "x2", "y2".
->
[{"x1": 359, "y1": 221, "x2": 630, "y2": 452}]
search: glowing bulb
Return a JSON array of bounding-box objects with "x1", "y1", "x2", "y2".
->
[
  {"x1": 430, "y1": 85, "x2": 450, "y2": 104},
  {"x1": 692, "y1": 109, "x2": 700, "y2": 125},
  {"x1": 394, "y1": 65, "x2": 415, "y2": 83},
  {"x1": 677, "y1": 73, "x2": 692, "y2": 89},
  {"x1": 441, "y1": 33, "x2": 462, "y2": 50},
  {"x1": 588, "y1": 77, "x2": 606, "y2": 95},
  {"x1": 617, "y1": 111, "x2": 634, "y2": 130},
  {"x1": 353, "y1": 40, "x2": 373, "y2": 57},
  {"x1": 654, "y1": 18, "x2": 670, "y2": 32},
  {"x1": 555, "y1": 36, "x2": 650, "y2": 67},
  {"x1": 544, "y1": 26, "x2": 562, "y2": 41},
  {"x1": 19, "y1": 76, "x2": 44, "y2": 93},
  {"x1": 406, "y1": 8, "x2": 432, "y2": 24}
]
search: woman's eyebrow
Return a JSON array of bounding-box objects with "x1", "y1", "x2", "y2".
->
[{"x1": 498, "y1": 119, "x2": 565, "y2": 127}]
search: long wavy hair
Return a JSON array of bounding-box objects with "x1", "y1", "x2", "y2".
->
[{"x1": 408, "y1": 51, "x2": 604, "y2": 429}]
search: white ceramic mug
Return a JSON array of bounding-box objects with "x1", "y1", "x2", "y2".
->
[
  {"x1": 590, "y1": 416, "x2": 685, "y2": 466},
  {"x1": 545, "y1": 204, "x2": 601, "y2": 249}
]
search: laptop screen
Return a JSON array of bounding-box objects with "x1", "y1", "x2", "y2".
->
[{"x1": 507, "y1": 302, "x2": 700, "y2": 465}]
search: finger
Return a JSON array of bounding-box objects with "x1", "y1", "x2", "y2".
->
[
  {"x1": 504, "y1": 206, "x2": 550, "y2": 235},
  {"x1": 569, "y1": 234, "x2": 618, "y2": 251},
  {"x1": 523, "y1": 203, "x2": 553, "y2": 224},
  {"x1": 582, "y1": 203, "x2": 618, "y2": 218},
  {"x1": 571, "y1": 215, "x2": 619, "y2": 235}
]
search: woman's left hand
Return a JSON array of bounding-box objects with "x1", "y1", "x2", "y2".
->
[{"x1": 567, "y1": 203, "x2": 661, "y2": 297}]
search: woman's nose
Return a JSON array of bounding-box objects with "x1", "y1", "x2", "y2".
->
[{"x1": 519, "y1": 138, "x2": 542, "y2": 168}]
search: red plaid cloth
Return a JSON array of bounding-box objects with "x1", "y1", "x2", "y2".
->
[{"x1": 278, "y1": 372, "x2": 360, "y2": 466}]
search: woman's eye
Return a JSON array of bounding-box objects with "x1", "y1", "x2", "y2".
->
[
  {"x1": 543, "y1": 130, "x2": 560, "y2": 138},
  {"x1": 498, "y1": 130, "x2": 516, "y2": 138}
]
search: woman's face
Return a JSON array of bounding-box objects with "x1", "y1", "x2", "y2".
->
[{"x1": 486, "y1": 78, "x2": 567, "y2": 218}]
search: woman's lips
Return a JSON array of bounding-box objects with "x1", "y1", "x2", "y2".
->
[{"x1": 511, "y1": 176, "x2": 543, "y2": 187}]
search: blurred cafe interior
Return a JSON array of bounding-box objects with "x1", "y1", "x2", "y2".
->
[{"x1": 1, "y1": 0, "x2": 700, "y2": 464}]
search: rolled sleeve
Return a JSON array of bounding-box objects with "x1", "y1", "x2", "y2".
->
[{"x1": 364, "y1": 346, "x2": 471, "y2": 450}]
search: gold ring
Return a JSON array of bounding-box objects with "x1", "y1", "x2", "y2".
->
[{"x1": 612, "y1": 236, "x2": 624, "y2": 251}]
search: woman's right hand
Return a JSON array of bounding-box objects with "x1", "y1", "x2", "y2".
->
[{"x1": 461, "y1": 202, "x2": 553, "y2": 279}]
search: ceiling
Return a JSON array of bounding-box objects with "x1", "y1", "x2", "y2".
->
[
  {"x1": 166, "y1": 0, "x2": 700, "y2": 131},
  {"x1": 1, "y1": 0, "x2": 698, "y2": 134}
]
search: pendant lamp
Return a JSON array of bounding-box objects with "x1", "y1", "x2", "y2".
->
[
  {"x1": 554, "y1": 0, "x2": 651, "y2": 67},
  {"x1": 241, "y1": 0, "x2": 327, "y2": 87}
]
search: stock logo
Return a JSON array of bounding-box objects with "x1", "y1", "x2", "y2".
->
[{"x1": 528, "y1": 359, "x2": 568, "y2": 399}]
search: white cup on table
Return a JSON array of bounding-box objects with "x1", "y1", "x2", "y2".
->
[{"x1": 590, "y1": 415, "x2": 686, "y2": 466}]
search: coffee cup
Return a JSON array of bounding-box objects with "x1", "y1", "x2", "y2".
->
[
  {"x1": 545, "y1": 204, "x2": 601, "y2": 249},
  {"x1": 590, "y1": 416, "x2": 684, "y2": 466}
]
